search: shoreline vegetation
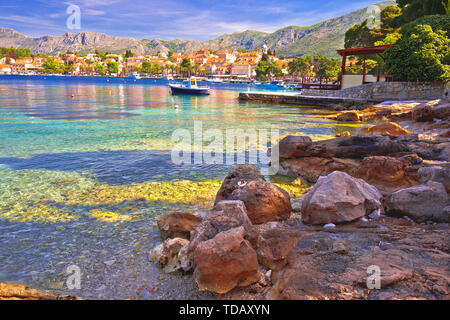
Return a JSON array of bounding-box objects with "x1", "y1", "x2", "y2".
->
[{"x1": 1, "y1": 0, "x2": 449, "y2": 301}]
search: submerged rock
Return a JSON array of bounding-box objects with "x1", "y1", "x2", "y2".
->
[
  {"x1": 0, "y1": 283, "x2": 80, "y2": 300},
  {"x1": 386, "y1": 182, "x2": 450, "y2": 223},
  {"x1": 157, "y1": 212, "x2": 202, "y2": 240},
  {"x1": 149, "y1": 237, "x2": 190, "y2": 273},
  {"x1": 194, "y1": 226, "x2": 259, "y2": 294},
  {"x1": 301, "y1": 171, "x2": 382, "y2": 225}
]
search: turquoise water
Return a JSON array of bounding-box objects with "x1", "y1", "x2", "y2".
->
[{"x1": 0, "y1": 75, "x2": 360, "y2": 299}]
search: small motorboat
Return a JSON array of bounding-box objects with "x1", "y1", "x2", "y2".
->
[
  {"x1": 169, "y1": 77, "x2": 210, "y2": 95},
  {"x1": 264, "y1": 80, "x2": 288, "y2": 90},
  {"x1": 128, "y1": 72, "x2": 141, "y2": 80}
]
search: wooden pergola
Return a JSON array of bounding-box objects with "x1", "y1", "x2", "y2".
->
[{"x1": 337, "y1": 44, "x2": 392, "y2": 89}]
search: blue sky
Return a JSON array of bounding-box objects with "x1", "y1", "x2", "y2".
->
[{"x1": 0, "y1": 0, "x2": 384, "y2": 40}]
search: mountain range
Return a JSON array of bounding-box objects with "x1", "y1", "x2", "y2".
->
[{"x1": 0, "y1": 1, "x2": 395, "y2": 58}]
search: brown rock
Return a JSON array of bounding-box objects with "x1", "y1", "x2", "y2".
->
[
  {"x1": 271, "y1": 220, "x2": 450, "y2": 300},
  {"x1": 188, "y1": 200, "x2": 257, "y2": 253},
  {"x1": 434, "y1": 103, "x2": 450, "y2": 120},
  {"x1": 386, "y1": 181, "x2": 450, "y2": 223},
  {"x1": 215, "y1": 164, "x2": 265, "y2": 203},
  {"x1": 355, "y1": 155, "x2": 420, "y2": 195},
  {"x1": 149, "y1": 237, "x2": 190, "y2": 273},
  {"x1": 412, "y1": 104, "x2": 435, "y2": 122},
  {"x1": 0, "y1": 283, "x2": 80, "y2": 300},
  {"x1": 229, "y1": 180, "x2": 292, "y2": 224},
  {"x1": 357, "y1": 122, "x2": 412, "y2": 136},
  {"x1": 157, "y1": 212, "x2": 202, "y2": 240},
  {"x1": 256, "y1": 225, "x2": 305, "y2": 270},
  {"x1": 336, "y1": 111, "x2": 360, "y2": 122},
  {"x1": 301, "y1": 171, "x2": 382, "y2": 225},
  {"x1": 280, "y1": 156, "x2": 361, "y2": 183},
  {"x1": 194, "y1": 226, "x2": 259, "y2": 294},
  {"x1": 277, "y1": 135, "x2": 313, "y2": 159}
]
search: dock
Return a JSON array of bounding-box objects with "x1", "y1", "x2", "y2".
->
[{"x1": 238, "y1": 91, "x2": 380, "y2": 108}]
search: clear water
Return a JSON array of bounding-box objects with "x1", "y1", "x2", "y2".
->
[{"x1": 0, "y1": 75, "x2": 362, "y2": 299}]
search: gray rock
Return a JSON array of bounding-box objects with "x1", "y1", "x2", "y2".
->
[
  {"x1": 301, "y1": 171, "x2": 382, "y2": 225},
  {"x1": 418, "y1": 166, "x2": 450, "y2": 193},
  {"x1": 386, "y1": 182, "x2": 450, "y2": 223}
]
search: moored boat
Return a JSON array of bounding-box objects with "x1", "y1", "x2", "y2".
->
[{"x1": 169, "y1": 77, "x2": 210, "y2": 95}]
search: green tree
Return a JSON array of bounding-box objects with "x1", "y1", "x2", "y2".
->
[
  {"x1": 314, "y1": 55, "x2": 340, "y2": 83},
  {"x1": 124, "y1": 50, "x2": 134, "y2": 58},
  {"x1": 288, "y1": 56, "x2": 312, "y2": 82},
  {"x1": 42, "y1": 57, "x2": 63, "y2": 74},
  {"x1": 142, "y1": 62, "x2": 152, "y2": 73},
  {"x1": 255, "y1": 61, "x2": 269, "y2": 80},
  {"x1": 107, "y1": 61, "x2": 118, "y2": 74},
  {"x1": 345, "y1": 5, "x2": 402, "y2": 48},
  {"x1": 394, "y1": 0, "x2": 449, "y2": 25},
  {"x1": 385, "y1": 24, "x2": 450, "y2": 82},
  {"x1": 180, "y1": 58, "x2": 193, "y2": 76},
  {"x1": 95, "y1": 63, "x2": 106, "y2": 75}
]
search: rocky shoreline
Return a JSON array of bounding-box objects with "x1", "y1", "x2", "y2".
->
[
  {"x1": 1, "y1": 99, "x2": 448, "y2": 300},
  {"x1": 150, "y1": 98, "x2": 449, "y2": 300}
]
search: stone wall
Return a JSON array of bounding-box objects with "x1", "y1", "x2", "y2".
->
[{"x1": 301, "y1": 82, "x2": 447, "y2": 101}]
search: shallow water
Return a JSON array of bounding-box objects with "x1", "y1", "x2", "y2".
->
[{"x1": 0, "y1": 75, "x2": 363, "y2": 299}]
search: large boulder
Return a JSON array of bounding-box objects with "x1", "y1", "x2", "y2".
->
[
  {"x1": 385, "y1": 181, "x2": 450, "y2": 223},
  {"x1": 412, "y1": 103, "x2": 435, "y2": 122},
  {"x1": 357, "y1": 122, "x2": 412, "y2": 136},
  {"x1": 228, "y1": 180, "x2": 292, "y2": 224},
  {"x1": 278, "y1": 135, "x2": 313, "y2": 159},
  {"x1": 215, "y1": 164, "x2": 265, "y2": 203},
  {"x1": 193, "y1": 226, "x2": 259, "y2": 294},
  {"x1": 301, "y1": 171, "x2": 382, "y2": 225},
  {"x1": 157, "y1": 212, "x2": 202, "y2": 240}
]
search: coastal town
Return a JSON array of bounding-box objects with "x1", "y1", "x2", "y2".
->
[{"x1": 0, "y1": 46, "x2": 292, "y2": 79}]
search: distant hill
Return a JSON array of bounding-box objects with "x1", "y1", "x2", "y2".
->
[{"x1": 0, "y1": 1, "x2": 395, "y2": 58}]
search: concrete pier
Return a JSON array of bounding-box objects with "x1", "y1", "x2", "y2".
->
[{"x1": 238, "y1": 91, "x2": 380, "y2": 108}]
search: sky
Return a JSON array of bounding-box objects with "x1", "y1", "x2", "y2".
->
[{"x1": 0, "y1": 0, "x2": 385, "y2": 40}]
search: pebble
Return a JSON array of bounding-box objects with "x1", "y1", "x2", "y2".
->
[
  {"x1": 323, "y1": 223, "x2": 336, "y2": 229},
  {"x1": 369, "y1": 209, "x2": 381, "y2": 220},
  {"x1": 104, "y1": 259, "x2": 116, "y2": 266}
]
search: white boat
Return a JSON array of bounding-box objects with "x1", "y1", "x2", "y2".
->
[{"x1": 169, "y1": 77, "x2": 210, "y2": 95}]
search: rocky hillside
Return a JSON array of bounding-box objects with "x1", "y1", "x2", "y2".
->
[{"x1": 0, "y1": 1, "x2": 395, "y2": 57}]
